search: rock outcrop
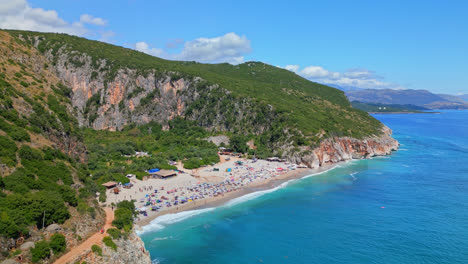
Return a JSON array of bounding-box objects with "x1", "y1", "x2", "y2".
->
[
  {"x1": 289, "y1": 125, "x2": 399, "y2": 168},
  {"x1": 74, "y1": 232, "x2": 151, "y2": 264}
]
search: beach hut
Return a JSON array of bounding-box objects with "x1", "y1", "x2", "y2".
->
[
  {"x1": 102, "y1": 181, "x2": 117, "y2": 189},
  {"x1": 153, "y1": 170, "x2": 177, "y2": 179}
]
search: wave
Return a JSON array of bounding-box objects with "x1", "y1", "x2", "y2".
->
[
  {"x1": 223, "y1": 179, "x2": 296, "y2": 207},
  {"x1": 136, "y1": 207, "x2": 215, "y2": 235}
]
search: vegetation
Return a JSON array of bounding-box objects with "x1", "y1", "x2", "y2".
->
[
  {"x1": 102, "y1": 236, "x2": 117, "y2": 251},
  {"x1": 84, "y1": 119, "x2": 219, "y2": 188},
  {"x1": 49, "y1": 233, "x2": 67, "y2": 254},
  {"x1": 0, "y1": 49, "x2": 97, "y2": 241},
  {"x1": 31, "y1": 240, "x2": 50, "y2": 263},
  {"x1": 8, "y1": 30, "x2": 383, "y2": 142},
  {"x1": 91, "y1": 244, "x2": 102, "y2": 256},
  {"x1": 112, "y1": 200, "x2": 135, "y2": 231}
]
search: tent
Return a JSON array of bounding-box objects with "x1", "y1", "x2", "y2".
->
[{"x1": 149, "y1": 168, "x2": 160, "y2": 173}]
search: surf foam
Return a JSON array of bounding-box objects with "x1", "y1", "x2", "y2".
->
[{"x1": 137, "y1": 207, "x2": 215, "y2": 235}]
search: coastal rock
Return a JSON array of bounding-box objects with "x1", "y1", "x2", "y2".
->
[
  {"x1": 75, "y1": 231, "x2": 151, "y2": 264},
  {"x1": 298, "y1": 125, "x2": 399, "y2": 168}
]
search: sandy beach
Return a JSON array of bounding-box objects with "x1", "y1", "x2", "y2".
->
[{"x1": 102, "y1": 156, "x2": 336, "y2": 229}]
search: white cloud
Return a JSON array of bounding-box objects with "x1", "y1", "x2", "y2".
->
[
  {"x1": 284, "y1": 64, "x2": 403, "y2": 90},
  {"x1": 176, "y1": 33, "x2": 251, "y2": 64},
  {"x1": 284, "y1": 65, "x2": 300, "y2": 72},
  {"x1": 133, "y1": 32, "x2": 252, "y2": 64},
  {"x1": 80, "y1": 14, "x2": 107, "y2": 26},
  {"x1": 0, "y1": 0, "x2": 107, "y2": 37},
  {"x1": 135, "y1": 41, "x2": 165, "y2": 57}
]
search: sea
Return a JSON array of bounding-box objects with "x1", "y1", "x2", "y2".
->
[{"x1": 138, "y1": 110, "x2": 468, "y2": 264}]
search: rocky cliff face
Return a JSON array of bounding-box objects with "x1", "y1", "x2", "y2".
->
[
  {"x1": 46, "y1": 51, "x2": 277, "y2": 134},
  {"x1": 72, "y1": 232, "x2": 151, "y2": 264},
  {"x1": 289, "y1": 125, "x2": 399, "y2": 168}
]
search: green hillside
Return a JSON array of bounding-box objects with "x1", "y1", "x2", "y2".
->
[
  {"x1": 0, "y1": 31, "x2": 100, "y2": 245},
  {"x1": 7, "y1": 30, "x2": 383, "y2": 140}
]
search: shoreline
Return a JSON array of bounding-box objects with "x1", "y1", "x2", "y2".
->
[{"x1": 134, "y1": 163, "x2": 336, "y2": 230}]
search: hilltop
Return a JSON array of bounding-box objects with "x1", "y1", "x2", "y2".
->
[{"x1": 346, "y1": 89, "x2": 468, "y2": 109}]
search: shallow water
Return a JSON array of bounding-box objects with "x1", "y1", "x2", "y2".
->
[{"x1": 139, "y1": 110, "x2": 468, "y2": 264}]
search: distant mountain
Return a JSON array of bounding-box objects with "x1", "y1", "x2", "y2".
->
[
  {"x1": 346, "y1": 89, "x2": 468, "y2": 109},
  {"x1": 328, "y1": 84, "x2": 363, "y2": 92},
  {"x1": 437, "y1": 94, "x2": 467, "y2": 104},
  {"x1": 458, "y1": 94, "x2": 468, "y2": 102}
]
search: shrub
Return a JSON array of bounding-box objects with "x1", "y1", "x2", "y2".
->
[
  {"x1": 49, "y1": 233, "x2": 66, "y2": 254},
  {"x1": 91, "y1": 244, "x2": 102, "y2": 256},
  {"x1": 102, "y1": 236, "x2": 117, "y2": 251},
  {"x1": 0, "y1": 135, "x2": 17, "y2": 167},
  {"x1": 112, "y1": 207, "x2": 133, "y2": 230},
  {"x1": 106, "y1": 228, "x2": 122, "y2": 239},
  {"x1": 31, "y1": 240, "x2": 50, "y2": 263}
]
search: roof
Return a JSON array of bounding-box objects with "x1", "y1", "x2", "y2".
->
[
  {"x1": 101, "y1": 181, "x2": 117, "y2": 187},
  {"x1": 153, "y1": 169, "x2": 177, "y2": 177}
]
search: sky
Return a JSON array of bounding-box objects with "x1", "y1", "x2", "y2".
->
[{"x1": 0, "y1": 0, "x2": 467, "y2": 94}]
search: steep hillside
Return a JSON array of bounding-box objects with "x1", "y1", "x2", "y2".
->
[
  {"x1": 6, "y1": 30, "x2": 383, "y2": 144},
  {"x1": 0, "y1": 31, "x2": 103, "y2": 263},
  {"x1": 346, "y1": 89, "x2": 468, "y2": 109}
]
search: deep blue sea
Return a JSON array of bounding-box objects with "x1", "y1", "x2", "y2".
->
[{"x1": 139, "y1": 110, "x2": 468, "y2": 264}]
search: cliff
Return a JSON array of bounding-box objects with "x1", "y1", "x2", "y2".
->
[
  {"x1": 73, "y1": 232, "x2": 151, "y2": 264},
  {"x1": 298, "y1": 125, "x2": 399, "y2": 168}
]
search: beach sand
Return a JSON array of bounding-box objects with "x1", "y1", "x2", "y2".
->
[{"x1": 101, "y1": 156, "x2": 336, "y2": 230}]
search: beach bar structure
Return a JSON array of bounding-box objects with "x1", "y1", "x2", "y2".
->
[
  {"x1": 102, "y1": 181, "x2": 117, "y2": 189},
  {"x1": 150, "y1": 169, "x2": 177, "y2": 179}
]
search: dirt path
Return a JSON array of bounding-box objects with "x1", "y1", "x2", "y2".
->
[{"x1": 54, "y1": 207, "x2": 114, "y2": 264}]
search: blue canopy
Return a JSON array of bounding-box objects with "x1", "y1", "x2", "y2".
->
[{"x1": 149, "y1": 168, "x2": 160, "y2": 173}]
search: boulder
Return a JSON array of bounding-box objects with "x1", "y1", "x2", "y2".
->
[
  {"x1": 20, "y1": 241, "x2": 35, "y2": 250},
  {"x1": 45, "y1": 224, "x2": 61, "y2": 233}
]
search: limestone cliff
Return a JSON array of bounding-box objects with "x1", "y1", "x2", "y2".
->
[
  {"x1": 289, "y1": 125, "x2": 399, "y2": 168},
  {"x1": 47, "y1": 51, "x2": 277, "y2": 134},
  {"x1": 72, "y1": 232, "x2": 151, "y2": 264}
]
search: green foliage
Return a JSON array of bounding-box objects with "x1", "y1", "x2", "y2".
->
[
  {"x1": 106, "y1": 228, "x2": 122, "y2": 239},
  {"x1": 8, "y1": 30, "x2": 383, "y2": 140},
  {"x1": 0, "y1": 191, "x2": 70, "y2": 238},
  {"x1": 84, "y1": 119, "x2": 219, "y2": 185},
  {"x1": 112, "y1": 207, "x2": 133, "y2": 230},
  {"x1": 0, "y1": 118, "x2": 30, "y2": 142},
  {"x1": 31, "y1": 240, "x2": 50, "y2": 263},
  {"x1": 91, "y1": 244, "x2": 102, "y2": 256},
  {"x1": 102, "y1": 236, "x2": 117, "y2": 251},
  {"x1": 0, "y1": 135, "x2": 17, "y2": 166},
  {"x1": 230, "y1": 135, "x2": 248, "y2": 153},
  {"x1": 49, "y1": 233, "x2": 67, "y2": 254}
]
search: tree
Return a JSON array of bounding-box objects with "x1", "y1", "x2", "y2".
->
[
  {"x1": 230, "y1": 135, "x2": 248, "y2": 153},
  {"x1": 49, "y1": 233, "x2": 67, "y2": 254},
  {"x1": 31, "y1": 240, "x2": 50, "y2": 263}
]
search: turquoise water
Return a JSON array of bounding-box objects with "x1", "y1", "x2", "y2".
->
[{"x1": 139, "y1": 110, "x2": 468, "y2": 264}]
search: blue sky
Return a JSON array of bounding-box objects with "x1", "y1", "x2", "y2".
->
[{"x1": 1, "y1": 0, "x2": 467, "y2": 94}]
